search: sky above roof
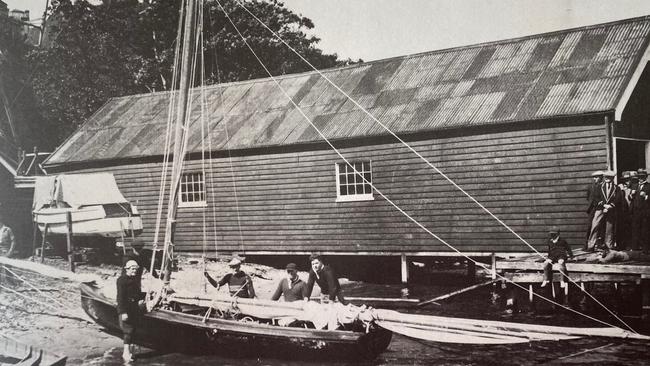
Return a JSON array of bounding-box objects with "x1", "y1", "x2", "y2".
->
[{"x1": 8, "y1": 0, "x2": 650, "y2": 61}]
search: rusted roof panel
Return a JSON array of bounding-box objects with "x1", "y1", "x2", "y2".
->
[{"x1": 47, "y1": 16, "x2": 650, "y2": 165}]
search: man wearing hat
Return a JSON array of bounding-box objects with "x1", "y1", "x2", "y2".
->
[
  {"x1": 204, "y1": 257, "x2": 256, "y2": 298},
  {"x1": 271, "y1": 263, "x2": 308, "y2": 302},
  {"x1": 117, "y1": 260, "x2": 146, "y2": 361},
  {"x1": 630, "y1": 169, "x2": 650, "y2": 251},
  {"x1": 542, "y1": 226, "x2": 573, "y2": 288},
  {"x1": 585, "y1": 171, "x2": 604, "y2": 243},
  {"x1": 586, "y1": 170, "x2": 622, "y2": 250},
  {"x1": 616, "y1": 171, "x2": 637, "y2": 249}
]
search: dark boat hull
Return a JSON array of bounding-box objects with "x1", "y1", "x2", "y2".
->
[{"x1": 80, "y1": 283, "x2": 391, "y2": 360}]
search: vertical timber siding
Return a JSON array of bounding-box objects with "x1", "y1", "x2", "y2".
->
[{"x1": 64, "y1": 120, "x2": 606, "y2": 255}]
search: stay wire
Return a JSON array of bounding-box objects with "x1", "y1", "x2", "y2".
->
[
  {"x1": 215, "y1": 0, "x2": 636, "y2": 334},
  {"x1": 228, "y1": 0, "x2": 636, "y2": 333}
]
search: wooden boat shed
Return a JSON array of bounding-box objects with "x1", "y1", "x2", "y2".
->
[{"x1": 42, "y1": 17, "x2": 650, "y2": 266}]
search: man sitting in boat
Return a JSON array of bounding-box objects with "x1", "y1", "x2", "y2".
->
[
  {"x1": 305, "y1": 254, "x2": 347, "y2": 304},
  {"x1": 204, "y1": 257, "x2": 256, "y2": 298},
  {"x1": 271, "y1": 262, "x2": 308, "y2": 302},
  {"x1": 117, "y1": 260, "x2": 146, "y2": 362},
  {"x1": 541, "y1": 226, "x2": 573, "y2": 288}
]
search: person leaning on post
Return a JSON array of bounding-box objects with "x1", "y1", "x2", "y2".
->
[{"x1": 117, "y1": 260, "x2": 146, "y2": 362}]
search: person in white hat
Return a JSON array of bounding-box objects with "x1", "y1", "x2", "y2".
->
[
  {"x1": 117, "y1": 260, "x2": 146, "y2": 362},
  {"x1": 586, "y1": 170, "x2": 623, "y2": 250},
  {"x1": 204, "y1": 257, "x2": 256, "y2": 298}
]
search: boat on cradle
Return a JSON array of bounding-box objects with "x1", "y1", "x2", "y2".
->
[
  {"x1": 32, "y1": 173, "x2": 143, "y2": 238},
  {"x1": 80, "y1": 283, "x2": 392, "y2": 360},
  {"x1": 0, "y1": 333, "x2": 66, "y2": 366}
]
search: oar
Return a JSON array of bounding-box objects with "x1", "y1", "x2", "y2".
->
[{"x1": 417, "y1": 279, "x2": 499, "y2": 307}]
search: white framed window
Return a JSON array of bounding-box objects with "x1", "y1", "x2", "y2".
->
[
  {"x1": 179, "y1": 172, "x2": 207, "y2": 207},
  {"x1": 335, "y1": 161, "x2": 374, "y2": 202}
]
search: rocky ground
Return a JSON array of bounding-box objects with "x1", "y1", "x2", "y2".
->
[{"x1": 0, "y1": 255, "x2": 329, "y2": 365}]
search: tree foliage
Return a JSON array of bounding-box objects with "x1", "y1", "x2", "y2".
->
[{"x1": 29, "y1": 0, "x2": 347, "y2": 147}]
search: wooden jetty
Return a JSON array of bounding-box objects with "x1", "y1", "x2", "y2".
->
[{"x1": 493, "y1": 250, "x2": 650, "y2": 319}]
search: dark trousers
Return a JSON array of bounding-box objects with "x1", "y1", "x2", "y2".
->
[{"x1": 543, "y1": 259, "x2": 568, "y2": 282}]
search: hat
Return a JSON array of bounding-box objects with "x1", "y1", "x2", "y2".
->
[
  {"x1": 638, "y1": 169, "x2": 648, "y2": 177},
  {"x1": 591, "y1": 170, "x2": 604, "y2": 177},
  {"x1": 603, "y1": 170, "x2": 616, "y2": 177},
  {"x1": 621, "y1": 171, "x2": 633, "y2": 180},
  {"x1": 285, "y1": 263, "x2": 297, "y2": 271},
  {"x1": 548, "y1": 226, "x2": 560, "y2": 234},
  {"x1": 309, "y1": 253, "x2": 322, "y2": 262},
  {"x1": 124, "y1": 260, "x2": 139, "y2": 269},
  {"x1": 228, "y1": 257, "x2": 242, "y2": 267}
]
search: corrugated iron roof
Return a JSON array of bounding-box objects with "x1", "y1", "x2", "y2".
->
[{"x1": 47, "y1": 16, "x2": 650, "y2": 165}]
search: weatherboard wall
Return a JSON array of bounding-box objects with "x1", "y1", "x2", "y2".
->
[{"x1": 54, "y1": 117, "x2": 607, "y2": 255}]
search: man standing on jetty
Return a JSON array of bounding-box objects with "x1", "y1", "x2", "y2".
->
[{"x1": 305, "y1": 254, "x2": 347, "y2": 304}]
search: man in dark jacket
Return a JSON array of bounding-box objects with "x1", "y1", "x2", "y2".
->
[
  {"x1": 117, "y1": 260, "x2": 146, "y2": 362},
  {"x1": 271, "y1": 263, "x2": 308, "y2": 302},
  {"x1": 631, "y1": 169, "x2": 650, "y2": 252},
  {"x1": 204, "y1": 257, "x2": 256, "y2": 298},
  {"x1": 305, "y1": 254, "x2": 346, "y2": 304},
  {"x1": 586, "y1": 170, "x2": 623, "y2": 250},
  {"x1": 541, "y1": 227, "x2": 573, "y2": 288}
]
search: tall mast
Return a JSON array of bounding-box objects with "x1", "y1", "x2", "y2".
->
[{"x1": 161, "y1": 0, "x2": 198, "y2": 283}]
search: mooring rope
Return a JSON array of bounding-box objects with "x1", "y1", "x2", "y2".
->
[{"x1": 215, "y1": 0, "x2": 637, "y2": 333}]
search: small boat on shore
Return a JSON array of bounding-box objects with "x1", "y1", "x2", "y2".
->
[
  {"x1": 79, "y1": 282, "x2": 392, "y2": 360},
  {"x1": 32, "y1": 173, "x2": 143, "y2": 238},
  {"x1": 0, "y1": 333, "x2": 66, "y2": 366}
]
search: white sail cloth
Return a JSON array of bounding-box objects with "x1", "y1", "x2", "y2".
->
[{"x1": 33, "y1": 173, "x2": 129, "y2": 211}]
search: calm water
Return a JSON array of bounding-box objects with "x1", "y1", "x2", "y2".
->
[{"x1": 81, "y1": 279, "x2": 650, "y2": 365}]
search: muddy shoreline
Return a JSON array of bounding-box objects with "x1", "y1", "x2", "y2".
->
[{"x1": 0, "y1": 256, "x2": 337, "y2": 365}]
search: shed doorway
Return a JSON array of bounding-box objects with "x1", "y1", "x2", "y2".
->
[{"x1": 615, "y1": 138, "x2": 649, "y2": 176}]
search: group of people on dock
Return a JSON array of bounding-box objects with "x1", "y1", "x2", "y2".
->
[
  {"x1": 116, "y1": 249, "x2": 345, "y2": 361},
  {"x1": 586, "y1": 169, "x2": 650, "y2": 253}
]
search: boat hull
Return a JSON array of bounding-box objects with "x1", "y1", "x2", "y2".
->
[
  {"x1": 80, "y1": 283, "x2": 391, "y2": 360},
  {"x1": 0, "y1": 333, "x2": 67, "y2": 366},
  {"x1": 34, "y1": 206, "x2": 143, "y2": 238}
]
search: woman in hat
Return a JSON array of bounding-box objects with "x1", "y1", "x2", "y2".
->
[
  {"x1": 117, "y1": 260, "x2": 146, "y2": 362},
  {"x1": 204, "y1": 257, "x2": 256, "y2": 298}
]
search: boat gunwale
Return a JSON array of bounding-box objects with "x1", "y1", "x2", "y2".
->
[{"x1": 80, "y1": 283, "x2": 372, "y2": 342}]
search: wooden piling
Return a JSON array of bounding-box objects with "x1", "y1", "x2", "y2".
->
[
  {"x1": 400, "y1": 253, "x2": 409, "y2": 284},
  {"x1": 40, "y1": 224, "x2": 48, "y2": 263},
  {"x1": 66, "y1": 212, "x2": 74, "y2": 272}
]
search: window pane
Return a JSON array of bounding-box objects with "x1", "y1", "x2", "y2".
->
[
  {"x1": 339, "y1": 175, "x2": 346, "y2": 184},
  {"x1": 356, "y1": 184, "x2": 364, "y2": 193}
]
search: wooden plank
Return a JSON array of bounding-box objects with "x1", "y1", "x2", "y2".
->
[
  {"x1": 497, "y1": 261, "x2": 650, "y2": 275},
  {"x1": 503, "y1": 272, "x2": 640, "y2": 283}
]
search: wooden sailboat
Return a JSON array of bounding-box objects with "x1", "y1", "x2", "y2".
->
[
  {"x1": 77, "y1": 0, "x2": 649, "y2": 361},
  {"x1": 78, "y1": 0, "x2": 392, "y2": 360}
]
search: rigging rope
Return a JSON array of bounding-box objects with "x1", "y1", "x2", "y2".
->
[{"x1": 216, "y1": 0, "x2": 636, "y2": 333}]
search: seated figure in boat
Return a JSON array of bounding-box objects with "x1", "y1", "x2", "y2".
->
[
  {"x1": 0, "y1": 214, "x2": 16, "y2": 257},
  {"x1": 204, "y1": 257, "x2": 256, "y2": 298},
  {"x1": 117, "y1": 260, "x2": 146, "y2": 362},
  {"x1": 306, "y1": 254, "x2": 347, "y2": 304},
  {"x1": 271, "y1": 262, "x2": 308, "y2": 302},
  {"x1": 541, "y1": 226, "x2": 573, "y2": 288}
]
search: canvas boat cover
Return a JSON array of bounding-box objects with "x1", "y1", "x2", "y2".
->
[{"x1": 33, "y1": 173, "x2": 128, "y2": 211}]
